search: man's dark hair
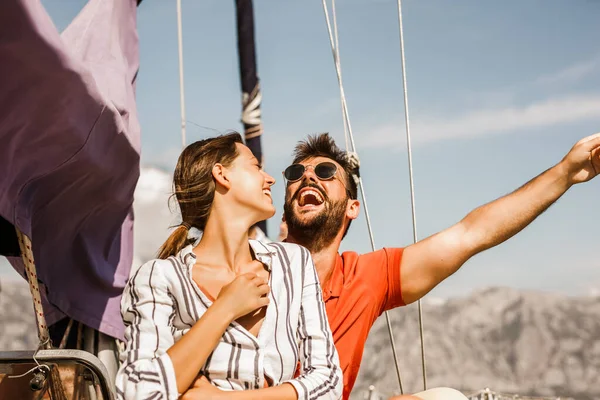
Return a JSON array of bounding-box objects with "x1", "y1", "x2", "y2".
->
[
  {"x1": 292, "y1": 133, "x2": 358, "y2": 199},
  {"x1": 291, "y1": 133, "x2": 359, "y2": 237}
]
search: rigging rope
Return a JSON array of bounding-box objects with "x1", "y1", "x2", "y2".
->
[
  {"x1": 329, "y1": 0, "x2": 350, "y2": 151},
  {"x1": 176, "y1": 0, "x2": 187, "y2": 148},
  {"x1": 15, "y1": 228, "x2": 69, "y2": 399},
  {"x1": 321, "y1": 0, "x2": 405, "y2": 394},
  {"x1": 396, "y1": 0, "x2": 428, "y2": 391},
  {"x1": 322, "y1": 0, "x2": 430, "y2": 393},
  {"x1": 321, "y1": 0, "x2": 355, "y2": 154},
  {"x1": 16, "y1": 228, "x2": 51, "y2": 348}
]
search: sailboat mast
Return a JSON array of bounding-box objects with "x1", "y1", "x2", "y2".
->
[{"x1": 236, "y1": 0, "x2": 266, "y2": 234}]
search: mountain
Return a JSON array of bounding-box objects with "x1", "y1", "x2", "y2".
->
[
  {"x1": 0, "y1": 279, "x2": 38, "y2": 351},
  {"x1": 2, "y1": 283, "x2": 598, "y2": 399},
  {"x1": 352, "y1": 287, "x2": 600, "y2": 400}
]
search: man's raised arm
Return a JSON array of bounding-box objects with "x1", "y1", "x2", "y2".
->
[{"x1": 399, "y1": 133, "x2": 600, "y2": 305}]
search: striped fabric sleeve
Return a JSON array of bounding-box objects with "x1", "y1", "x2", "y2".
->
[
  {"x1": 116, "y1": 260, "x2": 180, "y2": 400},
  {"x1": 285, "y1": 248, "x2": 343, "y2": 400}
]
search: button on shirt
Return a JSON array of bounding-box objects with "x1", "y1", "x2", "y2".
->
[{"x1": 116, "y1": 240, "x2": 342, "y2": 400}]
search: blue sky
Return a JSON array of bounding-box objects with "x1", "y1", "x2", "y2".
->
[{"x1": 3, "y1": 0, "x2": 600, "y2": 298}]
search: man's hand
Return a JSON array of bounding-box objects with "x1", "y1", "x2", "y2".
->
[
  {"x1": 181, "y1": 375, "x2": 223, "y2": 400},
  {"x1": 560, "y1": 132, "x2": 600, "y2": 185}
]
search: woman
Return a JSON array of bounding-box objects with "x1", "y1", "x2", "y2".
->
[{"x1": 116, "y1": 133, "x2": 342, "y2": 400}]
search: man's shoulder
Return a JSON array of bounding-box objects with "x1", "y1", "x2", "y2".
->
[
  {"x1": 340, "y1": 248, "x2": 386, "y2": 263},
  {"x1": 339, "y1": 247, "x2": 403, "y2": 271}
]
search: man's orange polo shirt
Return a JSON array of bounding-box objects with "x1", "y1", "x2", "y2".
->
[{"x1": 322, "y1": 248, "x2": 404, "y2": 400}]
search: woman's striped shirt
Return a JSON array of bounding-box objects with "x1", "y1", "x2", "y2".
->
[{"x1": 116, "y1": 240, "x2": 342, "y2": 400}]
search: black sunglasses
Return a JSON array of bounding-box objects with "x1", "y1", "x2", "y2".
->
[{"x1": 283, "y1": 162, "x2": 338, "y2": 182}]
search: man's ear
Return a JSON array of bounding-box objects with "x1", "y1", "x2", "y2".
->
[
  {"x1": 346, "y1": 199, "x2": 360, "y2": 220},
  {"x1": 212, "y1": 163, "x2": 231, "y2": 190}
]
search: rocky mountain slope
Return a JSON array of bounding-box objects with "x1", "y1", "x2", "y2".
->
[
  {"x1": 352, "y1": 287, "x2": 600, "y2": 400},
  {"x1": 0, "y1": 279, "x2": 38, "y2": 351},
  {"x1": 2, "y1": 166, "x2": 599, "y2": 400},
  {"x1": 1, "y1": 283, "x2": 598, "y2": 399}
]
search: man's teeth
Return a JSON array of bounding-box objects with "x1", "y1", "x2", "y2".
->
[{"x1": 300, "y1": 189, "x2": 324, "y2": 204}]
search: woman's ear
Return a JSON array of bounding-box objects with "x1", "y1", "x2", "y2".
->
[{"x1": 212, "y1": 163, "x2": 231, "y2": 190}]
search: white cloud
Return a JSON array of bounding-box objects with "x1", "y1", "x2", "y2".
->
[
  {"x1": 361, "y1": 94, "x2": 600, "y2": 149},
  {"x1": 464, "y1": 56, "x2": 600, "y2": 107},
  {"x1": 0, "y1": 257, "x2": 21, "y2": 279},
  {"x1": 323, "y1": 56, "x2": 600, "y2": 151},
  {"x1": 133, "y1": 167, "x2": 178, "y2": 264},
  {"x1": 135, "y1": 167, "x2": 173, "y2": 205},
  {"x1": 534, "y1": 56, "x2": 600, "y2": 87},
  {"x1": 142, "y1": 146, "x2": 181, "y2": 171}
]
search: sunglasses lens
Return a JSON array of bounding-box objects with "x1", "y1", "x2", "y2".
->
[
  {"x1": 314, "y1": 162, "x2": 337, "y2": 180},
  {"x1": 284, "y1": 164, "x2": 305, "y2": 181}
]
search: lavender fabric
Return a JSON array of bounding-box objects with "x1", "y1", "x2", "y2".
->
[{"x1": 0, "y1": 0, "x2": 141, "y2": 340}]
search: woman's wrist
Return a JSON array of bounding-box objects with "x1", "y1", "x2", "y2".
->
[{"x1": 209, "y1": 298, "x2": 237, "y2": 324}]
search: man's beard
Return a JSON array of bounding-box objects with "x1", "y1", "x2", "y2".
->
[{"x1": 284, "y1": 184, "x2": 347, "y2": 253}]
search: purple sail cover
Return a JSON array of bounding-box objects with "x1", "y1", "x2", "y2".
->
[{"x1": 0, "y1": 0, "x2": 141, "y2": 340}]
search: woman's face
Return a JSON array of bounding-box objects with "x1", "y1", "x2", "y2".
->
[{"x1": 227, "y1": 143, "x2": 276, "y2": 222}]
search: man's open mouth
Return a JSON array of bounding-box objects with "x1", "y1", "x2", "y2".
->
[{"x1": 297, "y1": 187, "x2": 325, "y2": 209}]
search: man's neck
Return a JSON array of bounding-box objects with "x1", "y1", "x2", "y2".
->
[
  {"x1": 285, "y1": 232, "x2": 341, "y2": 288},
  {"x1": 311, "y1": 248, "x2": 339, "y2": 289}
]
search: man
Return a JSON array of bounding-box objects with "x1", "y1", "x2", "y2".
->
[{"x1": 281, "y1": 132, "x2": 600, "y2": 399}]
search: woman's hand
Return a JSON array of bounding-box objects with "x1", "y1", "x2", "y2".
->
[
  {"x1": 215, "y1": 273, "x2": 270, "y2": 320},
  {"x1": 181, "y1": 375, "x2": 223, "y2": 400},
  {"x1": 167, "y1": 273, "x2": 268, "y2": 394}
]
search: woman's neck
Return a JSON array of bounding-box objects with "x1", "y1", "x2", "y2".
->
[{"x1": 194, "y1": 210, "x2": 254, "y2": 272}]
